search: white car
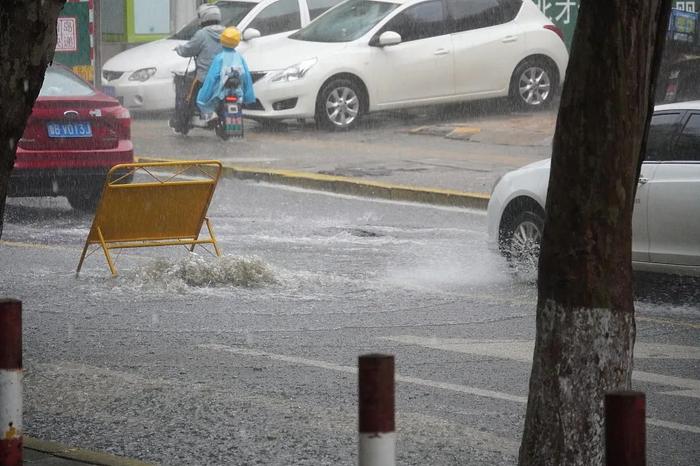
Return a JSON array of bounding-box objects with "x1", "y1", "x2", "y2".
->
[
  {"x1": 243, "y1": 0, "x2": 568, "y2": 129},
  {"x1": 101, "y1": 0, "x2": 342, "y2": 111},
  {"x1": 487, "y1": 101, "x2": 700, "y2": 277}
]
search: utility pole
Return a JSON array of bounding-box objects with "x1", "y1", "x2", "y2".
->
[{"x1": 93, "y1": 0, "x2": 102, "y2": 89}]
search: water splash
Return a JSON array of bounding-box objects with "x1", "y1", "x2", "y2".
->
[{"x1": 136, "y1": 254, "x2": 277, "y2": 289}]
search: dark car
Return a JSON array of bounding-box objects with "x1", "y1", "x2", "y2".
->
[{"x1": 11, "y1": 65, "x2": 134, "y2": 210}]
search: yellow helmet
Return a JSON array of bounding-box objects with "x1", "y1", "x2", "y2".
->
[{"x1": 220, "y1": 27, "x2": 241, "y2": 48}]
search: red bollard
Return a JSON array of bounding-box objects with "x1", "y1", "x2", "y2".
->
[
  {"x1": 605, "y1": 391, "x2": 646, "y2": 466},
  {"x1": 358, "y1": 354, "x2": 395, "y2": 466},
  {"x1": 0, "y1": 299, "x2": 22, "y2": 466}
]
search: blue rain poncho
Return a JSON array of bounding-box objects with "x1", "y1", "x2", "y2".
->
[{"x1": 196, "y1": 47, "x2": 255, "y2": 114}]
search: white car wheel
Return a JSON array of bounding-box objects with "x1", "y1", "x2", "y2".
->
[
  {"x1": 316, "y1": 78, "x2": 363, "y2": 130},
  {"x1": 511, "y1": 59, "x2": 555, "y2": 109},
  {"x1": 500, "y1": 210, "x2": 544, "y2": 273}
]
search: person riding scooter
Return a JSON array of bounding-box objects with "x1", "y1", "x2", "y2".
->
[
  {"x1": 169, "y1": 4, "x2": 224, "y2": 134},
  {"x1": 196, "y1": 27, "x2": 256, "y2": 119}
]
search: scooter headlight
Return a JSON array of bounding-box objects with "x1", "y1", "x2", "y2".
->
[{"x1": 271, "y1": 58, "x2": 317, "y2": 83}]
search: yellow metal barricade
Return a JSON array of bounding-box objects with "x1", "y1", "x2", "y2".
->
[{"x1": 76, "y1": 160, "x2": 223, "y2": 276}]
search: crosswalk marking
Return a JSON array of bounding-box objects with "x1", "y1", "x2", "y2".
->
[
  {"x1": 199, "y1": 344, "x2": 526, "y2": 403},
  {"x1": 200, "y1": 343, "x2": 700, "y2": 435},
  {"x1": 382, "y1": 336, "x2": 700, "y2": 399}
]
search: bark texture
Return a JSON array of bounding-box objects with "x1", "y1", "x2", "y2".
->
[
  {"x1": 518, "y1": 1, "x2": 672, "y2": 465},
  {"x1": 0, "y1": 0, "x2": 66, "y2": 238}
]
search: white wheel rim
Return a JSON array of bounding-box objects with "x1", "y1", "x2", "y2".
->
[
  {"x1": 325, "y1": 86, "x2": 359, "y2": 127},
  {"x1": 518, "y1": 67, "x2": 551, "y2": 105},
  {"x1": 509, "y1": 219, "x2": 542, "y2": 269}
]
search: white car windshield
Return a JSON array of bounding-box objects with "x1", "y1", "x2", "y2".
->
[
  {"x1": 290, "y1": 0, "x2": 398, "y2": 43},
  {"x1": 170, "y1": 1, "x2": 256, "y2": 40}
]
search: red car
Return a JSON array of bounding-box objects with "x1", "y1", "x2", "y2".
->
[{"x1": 10, "y1": 65, "x2": 133, "y2": 210}]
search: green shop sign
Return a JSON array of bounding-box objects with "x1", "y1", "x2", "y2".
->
[{"x1": 534, "y1": 0, "x2": 700, "y2": 50}]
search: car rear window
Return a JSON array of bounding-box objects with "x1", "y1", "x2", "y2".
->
[{"x1": 39, "y1": 68, "x2": 95, "y2": 97}]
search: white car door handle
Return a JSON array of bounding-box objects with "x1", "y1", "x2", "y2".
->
[
  {"x1": 434, "y1": 48, "x2": 449, "y2": 56},
  {"x1": 638, "y1": 176, "x2": 649, "y2": 184},
  {"x1": 502, "y1": 35, "x2": 518, "y2": 43}
]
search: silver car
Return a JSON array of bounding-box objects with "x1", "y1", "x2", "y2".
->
[{"x1": 487, "y1": 101, "x2": 700, "y2": 276}]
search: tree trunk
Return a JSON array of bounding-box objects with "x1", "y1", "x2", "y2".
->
[
  {"x1": 0, "y1": 0, "x2": 66, "y2": 238},
  {"x1": 518, "y1": 1, "x2": 672, "y2": 465}
]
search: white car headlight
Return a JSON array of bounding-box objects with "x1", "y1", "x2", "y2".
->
[
  {"x1": 270, "y1": 58, "x2": 317, "y2": 83},
  {"x1": 129, "y1": 68, "x2": 157, "y2": 82}
]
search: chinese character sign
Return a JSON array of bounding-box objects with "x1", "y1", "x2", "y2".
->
[
  {"x1": 54, "y1": 2, "x2": 93, "y2": 82},
  {"x1": 676, "y1": 1, "x2": 696, "y2": 13},
  {"x1": 56, "y1": 17, "x2": 77, "y2": 52}
]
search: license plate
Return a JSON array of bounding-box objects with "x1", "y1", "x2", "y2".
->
[
  {"x1": 227, "y1": 104, "x2": 239, "y2": 114},
  {"x1": 102, "y1": 85, "x2": 116, "y2": 97},
  {"x1": 47, "y1": 122, "x2": 92, "y2": 138}
]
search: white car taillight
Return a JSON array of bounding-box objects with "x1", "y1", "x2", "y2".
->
[{"x1": 543, "y1": 24, "x2": 564, "y2": 42}]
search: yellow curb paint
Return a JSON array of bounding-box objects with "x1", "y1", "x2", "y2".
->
[
  {"x1": 409, "y1": 126, "x2": 429, "y2": 134},
  {"x1": 136, "y1": 156, "x2": 491, "y2": 210},
  {"x1": 446, "y1": 127, "x2": 481, "y2": 140},
  {"x1": 24, "y1": 436, "x2": 155, "y2": 466}
]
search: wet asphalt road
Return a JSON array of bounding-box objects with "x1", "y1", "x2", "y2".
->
[{"x1": 1, "y1": 179, "x2": 699, "y2": 465}]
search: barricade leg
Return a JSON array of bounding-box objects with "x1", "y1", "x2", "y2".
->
[
  {"x1": 605, "y1": 391, "x2": 646, "y2": 466},
  {"x1": 358, "y1": 354, "x2": 395, "y2": 466},
  {"x1": 96, "y1": 227, "x2": 117, "y2": 276},
  {"x1": 76, "y1": 241, "x2": 90, "y2": 275},
  {"x1": 0, "y1": 299, "x2": 22, "y2": 466},
  {"x1": 205, "y1": 218, "x2": 221, "y2": 257}
]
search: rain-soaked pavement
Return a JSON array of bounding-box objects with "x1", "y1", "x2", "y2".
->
[{"x1": 1, "y1": 179, "x2": 699, "y2": 465}]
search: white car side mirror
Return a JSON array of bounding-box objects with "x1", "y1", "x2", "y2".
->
[
  {"x1": 243, "y1": 28, "x2": 261, "y2": 41},
  {"x1": 378, "y1": 31, "x2": 402, "y2": 47}
]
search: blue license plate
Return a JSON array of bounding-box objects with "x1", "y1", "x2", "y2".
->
[
  {"x1": 102, "y1": 85, "x2": 116, "y2": 97},
  {"x1": 47, "y1": 122, "x2": 92, "y2": 138}
]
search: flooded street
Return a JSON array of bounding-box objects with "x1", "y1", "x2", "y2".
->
[
  {"x1": 4, "y1": 1, "x2": 700, "y2": 465},
  {"x1": 2, "y1": 179, "x2": 698, "y2": 465}
]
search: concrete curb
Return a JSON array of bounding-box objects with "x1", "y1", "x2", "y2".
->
[
  {"x1": 135, "y1": 157, "x2": 490, "y2": 210},
  {"x1": 24, "y1": 436, "x2": 154, "y2": 466}
]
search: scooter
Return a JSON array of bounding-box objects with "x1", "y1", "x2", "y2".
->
[
  {"x1": 216, "y1": 72, "x2": 244, "y2": 140},
  {"x1": 170, "y1": 69, "x2": 244, "y2": 141}
]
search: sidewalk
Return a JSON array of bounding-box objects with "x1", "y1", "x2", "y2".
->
[
  {"x1": 23, "y1": 437, "x2": 153, "y2": 466},
  {"x1": 407, "y1": 110, "x2": 556, "y2": 147}
]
